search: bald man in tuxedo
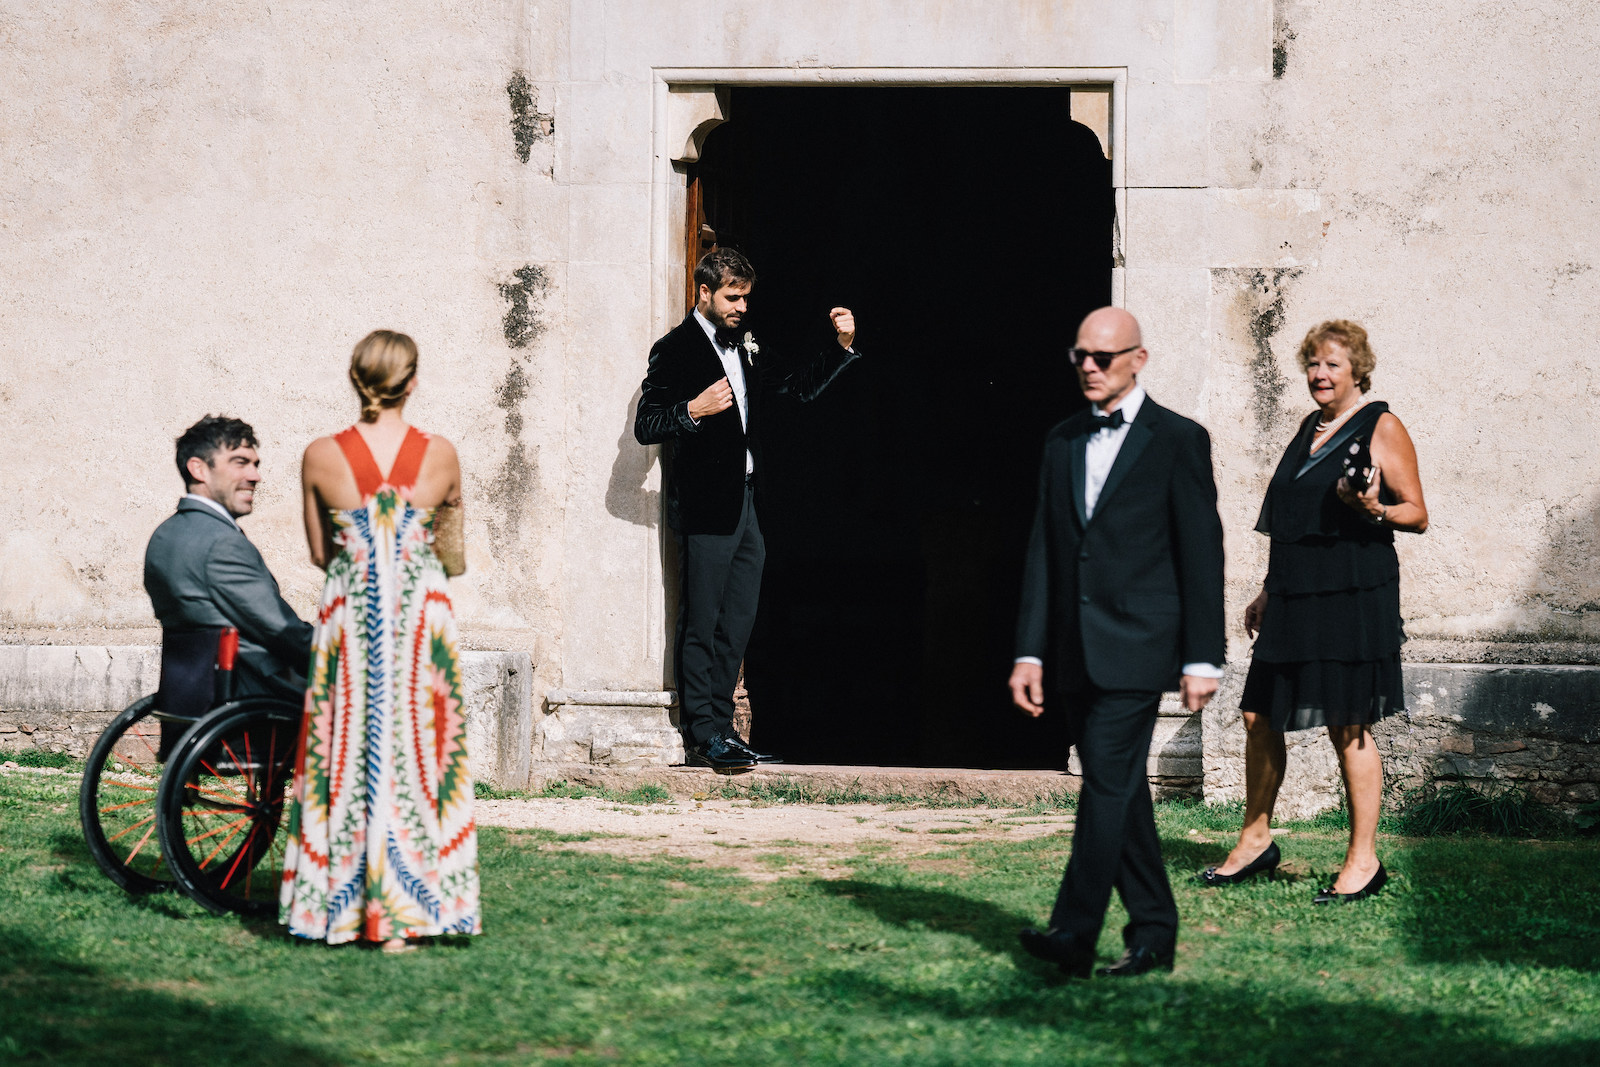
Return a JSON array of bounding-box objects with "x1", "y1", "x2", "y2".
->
[{"x1": 1010, "y1": 307, "x2": 1225, "y2": 979}]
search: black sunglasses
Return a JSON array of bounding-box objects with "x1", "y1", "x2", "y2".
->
[{"x1": 1068, "y1": 344, "x2": 1141, "y2": 368}]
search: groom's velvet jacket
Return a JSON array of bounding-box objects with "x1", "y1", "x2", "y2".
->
[{"x1": 634, "y1": 313, "x2": 859, "y2": 535}]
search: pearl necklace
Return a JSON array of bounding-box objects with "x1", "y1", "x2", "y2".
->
[{"x1": 1313, "y1": 394, "x2": 1368, "y2": 439}]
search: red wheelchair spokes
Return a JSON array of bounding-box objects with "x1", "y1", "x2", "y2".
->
[
  {"x1": 80, "y1": 626, "x2": 305, "y2": 917},
  {"x1": 157, "y1": 697, "x2": 300, "y2": 917},
  {"x1": 79, "y1": 695, "x2": 172, "y2": 892}
]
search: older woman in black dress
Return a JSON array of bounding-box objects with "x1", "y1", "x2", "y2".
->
[{"x1": 1203, "y1": 320, "x2": 1428, "y2": 902}]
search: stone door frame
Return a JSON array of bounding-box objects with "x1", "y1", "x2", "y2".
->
[{"x1": 649, "y1": 67, "x2": 1128, "y2": 343}]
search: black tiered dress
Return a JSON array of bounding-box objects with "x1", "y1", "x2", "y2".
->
[{"x1": 1240, "y1": 401, "x2": 1406, "y2": 732}]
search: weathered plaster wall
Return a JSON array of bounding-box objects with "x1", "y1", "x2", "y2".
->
[
  {"x1": 1191, "y1": 0, "x2": 1600, "y2": 663},
  {"x1": 0, "y1": 2, "x2": 569, "y2": 701},
  {"x1": 4, "y1": 2, "x2": 1599, "y2": 780}
]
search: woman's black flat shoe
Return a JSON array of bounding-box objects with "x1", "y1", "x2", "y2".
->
[
  {"x1": 1199, "y1": 840, "x2": 1281, "y2": 886},
  {"x1": 1313, "y1": 862, "x2": 1387, "y2": 904}
]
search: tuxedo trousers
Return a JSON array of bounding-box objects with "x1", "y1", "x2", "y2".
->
[
  {"x1": 1049, "y1": 688, "x2": 1178, "y2": 953},
  {"x1": 674, "y1": 484, "x2": 765, "y2": 746}
]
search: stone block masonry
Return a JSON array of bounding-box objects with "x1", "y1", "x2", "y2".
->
[
  {"x1": 1204, "y1": 663, "x2": 1600, "y2": 817},
  {"x1": 0, "y1": 646, "x2": 534, "y2": 791}
]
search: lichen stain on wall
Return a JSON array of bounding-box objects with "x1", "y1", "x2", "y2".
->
[
  {"x1": 487, "y1": 263, "x2": 551, "y2": 566},
  {"x1": 1272, "y1": 4, "x2": 1295, "y2": 79},
  {"x1": 498, "y1": 264, "x2": 549, "y2": 350},
  {"x1": 1214, "y1": 267, "x2": 1302, "y2": 463},
  {"x1": 488, "y1": 361, "x2": 537, "y2": 561},
  {"x1": 506, "y1": 71, "x2": 553, "y2": 165}
]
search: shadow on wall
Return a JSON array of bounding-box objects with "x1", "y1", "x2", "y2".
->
[
  {"x1": 1524, "y1": 492, "x2": 1600, "y2": 646},
  {"x1": 607, "y1": 386, "x2": 658, "y2": 528}
]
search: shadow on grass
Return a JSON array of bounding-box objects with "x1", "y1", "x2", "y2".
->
[
  {"x1": 803, "y1": 966, "x2": 1600, "y2": 1065},
  {"x1": 0, "y1": 927, "x2": 339, "y2": 1066},
  {"x1": 1395, "y1": 838, "x2": 1600, "y2": 972},
  {"x1": 820, "y1": 878, "x2": 1038, "y2": 965}
]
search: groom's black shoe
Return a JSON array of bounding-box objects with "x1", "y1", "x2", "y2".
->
[
  {"x1": 1096, "y1": 945, "x2": 1175, "y2": 978},
  {"x1": 1018, "y1": 928, "x2": 1095, "y2": 979},
  {"x1": 720, "y1": 732, "x2": 783, "y2": 764},
  {"x1": 686, "y1": 735, "x2": 757, "y2": 773}
]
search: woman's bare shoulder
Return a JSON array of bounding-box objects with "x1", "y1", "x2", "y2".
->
[
  {"x1": 421, "y1": 431, "x2": 457, "y2": 454},
  {"x1": 1373, "y1": 409, "x2": 1410, "y2": 436},
  {"x1": 303, "y1": 435, "x2": 345, "y2": 466},
  {"x1": 421, "y1": 433, "x2": 460, "y2": 468}
]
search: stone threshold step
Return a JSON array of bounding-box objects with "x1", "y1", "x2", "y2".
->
[{"x1": 532, "y1": 763, "x2": 1083, "y2": 805}]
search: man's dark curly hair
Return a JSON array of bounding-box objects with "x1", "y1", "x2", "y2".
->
[
  {"x1": 175, "y1": 415, "x2": 258, "y2": 486},
  {"x1": 693, "y1": 246, "x2": 757, "y2": 295}
]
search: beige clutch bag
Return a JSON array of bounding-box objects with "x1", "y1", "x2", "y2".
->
[{"x1": 433, "y1": 502, "x2": 467, "y2": 577}]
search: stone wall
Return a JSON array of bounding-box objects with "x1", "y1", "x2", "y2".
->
[
  {"x1": 1204, "y1": 664, "x2": 1600, "y2": 817},
  {"x1": 0, "y1": 645, "x2": 534, "y2": 790}
]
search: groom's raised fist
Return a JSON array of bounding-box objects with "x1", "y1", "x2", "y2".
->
[{"x1": 829, "y1": 307, "x2": 856, "y2": 350}]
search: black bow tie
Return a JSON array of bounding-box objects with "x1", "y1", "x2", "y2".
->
[
  {"x1": 1090, "y1": 409, "x2": 1126, "y2": 433},
  {"x1": 716, "y1": 329, "x2": 745, "y2": 350}
]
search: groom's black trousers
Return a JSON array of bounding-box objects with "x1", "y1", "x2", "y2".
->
[
  {"x1": 674, "y1": 483, "x2": 765, "y2": 747},
  {"x1": 1049, "y1": 688, "x2": 1179, "y2": 952}
]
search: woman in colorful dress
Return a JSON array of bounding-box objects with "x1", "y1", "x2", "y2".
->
[
  {"x1": 1202, "y1": 320, "x2": 1428, "y2": 903},
  {"x1": 280, "y1": 329, "x2": 480, "y2": 949}
]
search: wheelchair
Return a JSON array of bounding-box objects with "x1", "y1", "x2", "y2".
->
[{"x1": 78, "y1": 627, "x2": 303, "y2": 918}]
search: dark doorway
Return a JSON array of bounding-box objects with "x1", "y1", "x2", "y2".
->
[{"x1": 690, "y1": 87, "x2": 1112, "y2": 768}]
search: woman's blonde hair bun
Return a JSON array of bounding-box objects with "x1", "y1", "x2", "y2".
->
[{"x1": 350, "y1": 330, "x2": 419, "y2": 422}]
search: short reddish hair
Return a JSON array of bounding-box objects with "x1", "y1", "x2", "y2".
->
[{"x1": 1298, "y1": 319, "x2": 1376, "y2": 393}]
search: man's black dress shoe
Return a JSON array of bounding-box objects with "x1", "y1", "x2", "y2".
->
[
  {"x1": 721, "y1": 732, "x2": 783, "y2": 764},
  {"x1": 1018, "y1": 928, "x2": 1095, "y2": 979},
  {"x1": 1096, "y1": 945, "x2": 1174, "y2": 978},
  {"x1": 686, "y1": 735, "x2": 757, "y2": 773},
  {"x1": 1199, "y1": 839, "x2": 1281, "y2": 886},
  {"x1": 1313, "y1": 862, "x2": 1387, "y2": 904}
]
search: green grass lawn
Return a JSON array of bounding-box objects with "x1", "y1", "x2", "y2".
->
[{"x1": 3, "y1": 770, "x2": 1598, "y2": 1066}]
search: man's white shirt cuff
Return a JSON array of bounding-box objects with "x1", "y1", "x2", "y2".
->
[
  {"x1": 1182, "y1": 663, "x2": 1224, "y2": 678},
  {"x1": 1013, "y1": 657, "x2": 1222, "y2": 678}
]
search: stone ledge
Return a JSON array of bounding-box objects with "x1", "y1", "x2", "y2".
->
[
  {"x1": 0, "y1": 644, "x2": 535, "y2": 791},
  {"x1": 1204, "y1": 662, "x2": 1600, "y2": 816}
]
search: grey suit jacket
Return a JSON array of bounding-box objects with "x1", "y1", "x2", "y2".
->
[{"x1": 143, "y1": 498, "x2": 313, "y2": 696}]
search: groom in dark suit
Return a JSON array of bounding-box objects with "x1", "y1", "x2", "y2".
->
[
  {"x1": 635, "y1": 248, "x2": 860, "y2": 770},
  {"x1": 1009, "y1": 307, "x2": 1225, "y2": 978}
]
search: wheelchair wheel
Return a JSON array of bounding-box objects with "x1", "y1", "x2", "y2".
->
[
  {"x1": 156, "y1": 697, "x2": 301, "y2": 918},
  {"x1": 79, "y1": 695, "x2": 174, "y2": 893}
]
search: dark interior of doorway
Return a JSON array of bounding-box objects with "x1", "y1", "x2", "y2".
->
[{"x1": 692, "y1": 87, "x2": 1113, "y2": 768}]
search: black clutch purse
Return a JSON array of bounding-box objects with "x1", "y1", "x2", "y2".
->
[{"x1": 1342, "y1": 436, "x2": 1373, "y2": 491}]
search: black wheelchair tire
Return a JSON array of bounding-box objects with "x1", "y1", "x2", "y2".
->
[
  {"x1": 156, "y1": 697, "x2": 302, "y2": 918},
  {"x1": 79, "y1": 695, "x2": 174, "y2": 893}
]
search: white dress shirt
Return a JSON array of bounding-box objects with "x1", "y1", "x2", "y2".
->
[
  {"x1": 184, "y1": 492, "x2": 240, "y2": 529},
  {"x1": 692, "y1": 309, "x2": 754, "y2": 476},
  {"x1": 1015, "y1": 383, "x2": 1222, "y2": 679}
]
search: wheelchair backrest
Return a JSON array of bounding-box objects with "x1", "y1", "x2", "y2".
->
[{"x1": 156, "y1": 628, "x2": 223, "y2": 722}]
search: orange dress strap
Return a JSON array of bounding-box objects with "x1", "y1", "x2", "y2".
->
[
  {"x1": 334, "y1": 427, "x2": 386, "y2": 500},
  {"x1": 386, "y1": 427, "x2": 431, "y2": 492}
]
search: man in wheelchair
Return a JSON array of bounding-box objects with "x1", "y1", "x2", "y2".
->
[{"x1": 144, "y1": 415, "x2": 313, "y2": 759}]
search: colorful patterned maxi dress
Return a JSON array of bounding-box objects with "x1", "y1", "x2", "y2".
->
[{"x1": 279, "y1": 425, "x2": 480, "y2": 943}]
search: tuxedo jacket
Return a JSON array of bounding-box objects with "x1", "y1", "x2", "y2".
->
[
  {"x1": 634, "y1": 313, "x2": 858, "y2": 535},
  {"x1": 144, "y1": 498, "x2": 313, "y2": 697},
  {"x1": 1014, "y1": 398, "x2": 1225, "y2": 700}
]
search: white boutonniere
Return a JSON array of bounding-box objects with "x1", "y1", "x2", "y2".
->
[{"x1": 741, "y1": 332, "x2": 759, "y2": 362}]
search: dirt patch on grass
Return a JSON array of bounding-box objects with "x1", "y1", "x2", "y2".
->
[{"x1": 475, "y1": 797, "x2": 1075, "y2": 880}]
